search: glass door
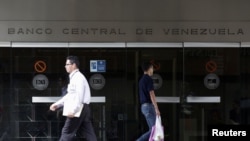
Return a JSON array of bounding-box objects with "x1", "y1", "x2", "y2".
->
[
  {"x1": 129, "y1": 43, "x2": 248, "y2": 141},
  {"x1": 0, "y1": 48, "x2": 11, "y2": 141},
  {"x1": 67, "y1": 47, "x2": 128, "y2": 141},
  {"x1": 129, "y1": 47, "x2": 183, "y2": 141},
  {"x1": 10, "y1": 46, "x2": 129, "y2": 141},
  {"x1": 240, "y1": 47, "x2": 250, "y2": 125},
  {"x1": 11, "y1": 47, "x2": 69, "y2": 141},
  {"x1": 181, "y1": 46, "x2": 242, "y2": 141}
]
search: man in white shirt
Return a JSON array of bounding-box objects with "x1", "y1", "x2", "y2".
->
[{"x1": 50, "y1": 56, "x2": 97, "y2": 141}]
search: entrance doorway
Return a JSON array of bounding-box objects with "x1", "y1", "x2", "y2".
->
[{"x1": 0, "y1": 42, "x2": 249, "y2": 141}]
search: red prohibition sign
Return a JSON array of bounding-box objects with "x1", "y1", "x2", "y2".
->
[
  {"x1": 34, "y1": 60, "x2": 47, "y2": 73},
  {"x1": 205, "y1": 60, "x2": 217, "y2": 73}
]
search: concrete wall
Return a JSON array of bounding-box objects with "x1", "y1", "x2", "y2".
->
[
  {"x1": 0, "y1": 0, "x2": 249, "y2": 21},
  {"x1": 0, "y1": 0, "x2": 249, "y2": 42}
]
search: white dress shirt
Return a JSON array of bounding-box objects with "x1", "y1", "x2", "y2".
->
[{"x1": 55, "y1": 69, "x2": 91, "y2": 115}]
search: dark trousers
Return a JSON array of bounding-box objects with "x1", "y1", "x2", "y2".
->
[{"x1": 59, "y1": 104, "x2": 97, "y2": 141}]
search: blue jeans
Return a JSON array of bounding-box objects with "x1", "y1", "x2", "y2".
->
[{"x1": 137, "y1": 103, "x2": 156, "y2": 141}]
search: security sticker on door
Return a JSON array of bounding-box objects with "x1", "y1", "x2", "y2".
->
[
  {"x1": 90, "y1": 60, "x2": 106, "y2": 72},
  {"x1": 32, "y1": 74, "x2": 49, "y2": 90},
  {"x1": 204, "y1": 73, "x2": 220, "y2": 90}
]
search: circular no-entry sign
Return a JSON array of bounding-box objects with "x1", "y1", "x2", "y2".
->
[
  {"x1": 205, "y1": 60, "x2": 217, "y2": 73},
  {"x1": 34, "y1": 60, "x2": 47, "y2": 73}
]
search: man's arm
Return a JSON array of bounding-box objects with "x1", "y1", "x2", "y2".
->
[
  {"x1": 150, "y1": 90, "x2": 160, "y2": 115},
  {"x1": 49, "y1": 95, "x2": 66, "y2": 111}
]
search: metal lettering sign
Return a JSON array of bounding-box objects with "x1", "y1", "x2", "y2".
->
[{"x1": 0, "y1": 21, "x2": 248, "y2": 42}]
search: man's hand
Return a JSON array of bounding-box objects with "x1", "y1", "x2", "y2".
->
[
  {"x1": 155, "y1": 108, "x2": 161, "y2": 116},
  {"x1": 49, "y1": 104, "x2": 58, "y2": 111},
  {"x1": 67, "y1": 112, "x2": 75, "y2": 118}
]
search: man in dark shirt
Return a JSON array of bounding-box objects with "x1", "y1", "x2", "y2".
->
[{"x1": 137, "y1": 62, "x2": 161, "y2": 141}]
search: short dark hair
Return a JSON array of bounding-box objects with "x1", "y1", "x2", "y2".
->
[
  {"x1": 66, "y1": 56, "x2": 80, "y2": 68},
  {"x1": 141, "y1": 61, "x2": 153, "y2": 72}
]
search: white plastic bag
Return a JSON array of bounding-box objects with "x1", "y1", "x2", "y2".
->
[
  {"x1": 149, "y1": 125, "x2": 155, "y2": 141},
  {"x1": 152, "y1": 116, "x2": 164, "y2": 141}
]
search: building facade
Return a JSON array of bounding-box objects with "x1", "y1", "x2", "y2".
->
[{"x1": 0, "y1": 0, "x2": 250, "y2": 141}]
